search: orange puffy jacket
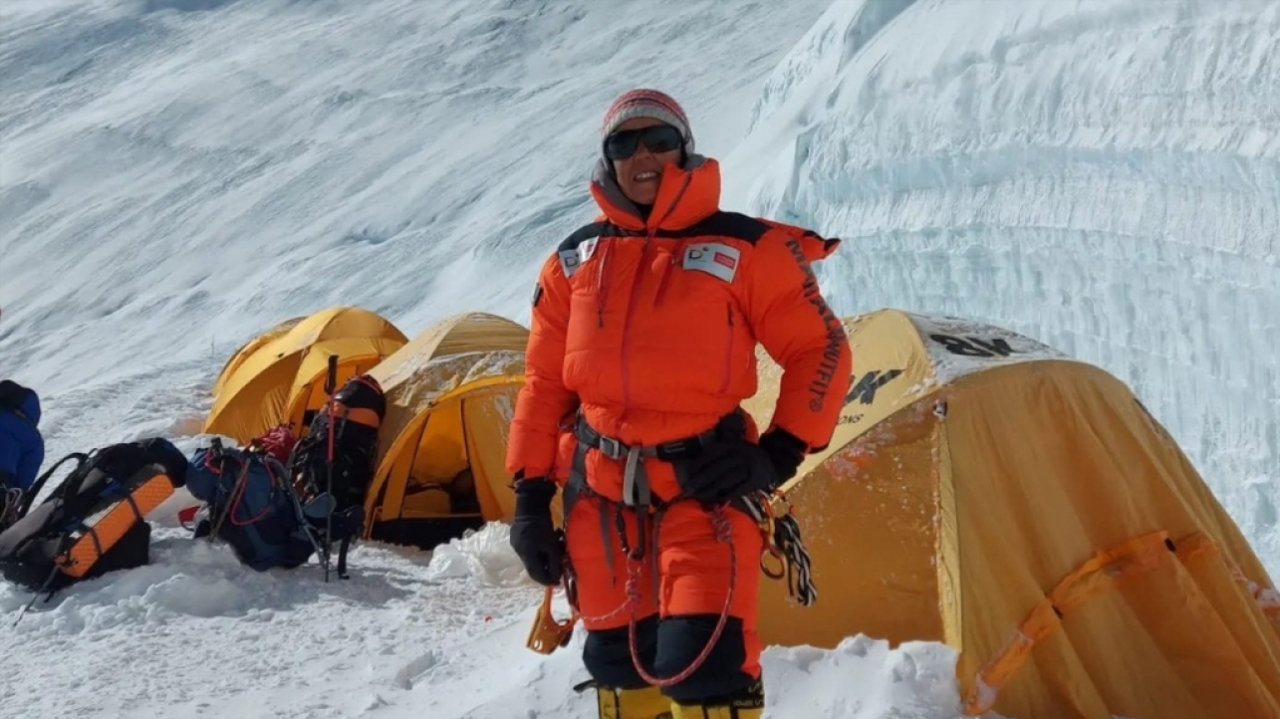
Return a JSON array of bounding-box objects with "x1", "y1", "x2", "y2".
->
[{"x1": 506, "y1": 155, "x2": 852, "y2": 503}]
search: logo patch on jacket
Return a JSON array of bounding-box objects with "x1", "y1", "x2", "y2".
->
[
  {"x1": 558, "y1": 238, "x2": 598, "y2": 278},
  {"x1": 682, "y1": 243, "x2": 740, "y2": 283}
]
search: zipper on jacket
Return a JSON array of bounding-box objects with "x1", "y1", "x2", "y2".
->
[
  {"x1": 619, "y1": 238, "x2": 651, "y2": 410},
  {"x1": 620, "y1": 172, "x2": 693, "y2": 414},
  {"x1": 719, "y1": 302, "x2": 735, "y2": 395},
  {"x1": 653, "y1": 238, "x2": 688, "y2": 307}
]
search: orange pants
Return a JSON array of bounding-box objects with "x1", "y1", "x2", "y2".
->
[{"x1": 565, "y1": 494, "x2": 764, "y2": 704}]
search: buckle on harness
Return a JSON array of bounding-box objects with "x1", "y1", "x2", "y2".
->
[{"x1": 597, "y1": 435, "x2": 626, "y2": 460}]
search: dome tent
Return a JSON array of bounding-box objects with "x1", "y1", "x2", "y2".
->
[
  {"x1": 204, "y1": 306, "x2": 408, "y2": 443},
  {"x1": 210, "y1": 315, "x2": 306, "y2": 398},
  {"x1": 362, "y1": 311, "x2": 544, "y2": 550},
  {"x1": 744, "y1": 309, "x2": 1280, "y2": 718}
]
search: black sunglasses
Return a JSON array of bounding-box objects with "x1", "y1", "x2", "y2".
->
[{"x1": 604, "y1": 124, "x2": 683, "y2": 160}]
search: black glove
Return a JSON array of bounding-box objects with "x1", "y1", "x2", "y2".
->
[
  {"x1": 508, "y1": 477, "x2": 564, "y2": 586},
  {"x1": 676, "y1": 428, "x2": 807, "y2": 505},
  {"x1": 758, "y1": 427, "x2": 807, "y2": 483}
]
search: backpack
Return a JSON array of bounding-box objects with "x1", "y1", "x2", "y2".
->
[
  {"x1": 288, "y1": 374, "x2": 386, "y2": 578},
  {"x1": 289, "y1": 374, "x2": 385, "y2": 516},
  {"x1": 0, "y1": 437, "x2": 188, "y2": 594},
  {"x1": 185, "y1": 439, "x2": 318, "y2": 572}
]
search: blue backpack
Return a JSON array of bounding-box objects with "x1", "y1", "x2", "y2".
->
[{"x1": 185, "y1": 441, "x2": 318, "y2": 571}]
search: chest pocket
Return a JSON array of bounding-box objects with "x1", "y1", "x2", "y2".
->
[{"x1": 665, "y1": 241, "x2": 751, "y2": 396}]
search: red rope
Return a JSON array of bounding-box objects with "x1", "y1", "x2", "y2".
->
[
  {"x1": 203, "y1": 448, "x2": 272, "y2": 526},
  {"x1": 568, "y1": 505, "x2": 739, "y2": 688},
  {"x1": 629, "y1": 506, "x2": 737, "y2": 688},
  {"x1": 228, "y1": 459, "x2": 271, "y2": 527}
]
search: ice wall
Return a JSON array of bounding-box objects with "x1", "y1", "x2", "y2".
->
[{"x1": 726, "y1": 0, "x2": 1280, "y2": 570}]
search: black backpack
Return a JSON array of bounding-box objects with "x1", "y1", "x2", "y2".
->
[
  {"x1": 288, "y1": 374, "x2": 386, "y2": 579},
  {"x1": 289, "y1": 375, "x2": 385, "y2": 515},
  {"x1": 0, "y1": 438, "x2": 188, "y2": 595}
]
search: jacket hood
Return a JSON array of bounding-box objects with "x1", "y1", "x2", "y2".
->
[
  {"x1": 589, "y1": 153, "x2": 717, "y2": 231},
  {"x1": 18, "y1": 390, "x2": 40, "y2": 426}
]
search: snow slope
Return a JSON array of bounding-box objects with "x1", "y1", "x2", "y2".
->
[
  {"x1": 1, "y1": 0, "x2": 1278, "y2": 717},
  {"x1": 0, "y1": 0, "x2": 830, "y2": 466},
  {"x1": 725, "y1": 0, "x2": 1280, "y2": 572},
  {"x1": 2, "y1": 0, "x2": 988, "y2": 717}
]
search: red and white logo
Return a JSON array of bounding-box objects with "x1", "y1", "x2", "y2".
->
[{"x1": 682, "y1": 242, "x2": 741, "y2": 283}]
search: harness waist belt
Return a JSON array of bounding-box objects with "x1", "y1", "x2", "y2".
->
[
  {"x1": 573, "y1": 421, "x2": 715, "y2": 463},
  {"x1": 573, "y1": 415, "x2": 728, "y2": 508}
]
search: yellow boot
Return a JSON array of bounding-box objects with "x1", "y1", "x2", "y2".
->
[
  {"x1": 668, "y1": 704, "x2": 762, "y2": 719},
  {"x1": 595, "y1": 684, "x2": 674, "y2": 719},
  {"x1": 668, "y1": 681, "x2": 765, "y2": 719}
]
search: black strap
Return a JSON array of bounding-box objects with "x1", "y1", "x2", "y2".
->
[
  {"x1": 563, "y1": 440, "x2": 618, "y2": 583},
  {"x1": 18, "y1": 453, "x2": 88, "y2": 519},
  {"x1": 572, "y1": 416, "x2": 716, "y2": 462},
  {"x1": 59, "y1": 448, "x2": 106, "y2": 502},
  {"x1": 337, "y1": 536, "x2": 351, "y2": 580}
]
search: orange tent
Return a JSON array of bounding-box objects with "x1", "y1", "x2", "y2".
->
[{"x1": 745, "y1": 309, "x2": 1280, "y2": 719}]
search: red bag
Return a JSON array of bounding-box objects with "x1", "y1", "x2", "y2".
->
[{"x1": 250, "y1": 425, "x2": 297, "y2": 465}]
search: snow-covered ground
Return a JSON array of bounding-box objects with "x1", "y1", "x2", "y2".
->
[
  {"x1": 0, "y1": 521, "x2": 980, "y2": 719},
  {"x1": 1, "y1": 0, "x2": 1277, "y2": 716}
]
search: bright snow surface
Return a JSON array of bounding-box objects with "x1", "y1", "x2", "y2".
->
[{"x1": 1, "y1": 0, "x2": 1277, "y2": 717}]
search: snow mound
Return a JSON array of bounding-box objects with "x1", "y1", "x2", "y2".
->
[
  {"x1": 764, "y1": 636, "x2": 1000, "y2": 718},
  {"x1": 425, "y1": 522, "x2": 530, "y2": 587}
]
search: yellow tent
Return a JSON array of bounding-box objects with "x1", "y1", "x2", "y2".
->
[
  {"x1": 209, "y1": 315, "x2": 304, "y2": 398},
  {"x1": 204, "y1": 306, "x2": 408, "y2": 443},
  {"x1": 362, "y1": 311, "x2": 542, "y2": 549},
  {"x1": 745, "y1": 309, "x2": 1280, "y2": 719}
]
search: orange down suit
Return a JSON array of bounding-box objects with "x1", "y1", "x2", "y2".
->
[{"x1": 506, "y1": 155, "x2": 852, "y2": 703}]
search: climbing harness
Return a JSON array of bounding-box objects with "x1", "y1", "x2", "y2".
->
[{"x1": 524, "y1": 413, "x2": 820, "y2": 688}]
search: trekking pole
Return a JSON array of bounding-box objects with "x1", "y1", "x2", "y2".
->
[{"x1": 323, "y1": 354, "x2": 337, "y2": 583}]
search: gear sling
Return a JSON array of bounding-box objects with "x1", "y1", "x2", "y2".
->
[{"x1": 525, "y1": 409, "x2": 818, "y2": 691}]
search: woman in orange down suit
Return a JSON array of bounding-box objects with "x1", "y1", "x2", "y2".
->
[{"x1": 506, "y1": 89, "x2": 852, "y2": 719}]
